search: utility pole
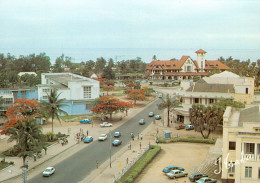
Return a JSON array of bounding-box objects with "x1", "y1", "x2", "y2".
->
[{"x1": 22, "y1": 168, "x2": 27, "y2": 183}]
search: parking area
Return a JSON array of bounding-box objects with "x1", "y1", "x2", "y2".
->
[{"x1": 135, "y1": 143, "x2": 215, "y2": 183}]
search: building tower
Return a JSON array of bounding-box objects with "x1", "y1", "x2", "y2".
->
[{"x1": 195, "y1": 49, "x2": 207, "y2": 72}]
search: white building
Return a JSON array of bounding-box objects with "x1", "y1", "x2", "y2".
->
[
  {"x1": 38, "y1": 73, "x2": 100, "y2": 115},
  {"x1": 174, "y1": 71, "x2": 254, "y2": 124}
]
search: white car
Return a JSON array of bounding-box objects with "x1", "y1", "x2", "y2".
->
[
  {"x1": 98, "y1": 134, "x2": 108, "y2": 141},
  {"x1": 100, "y1": 122, "x2": 112, "y2": 127},
  {"x1": 42, "y1": 167, "x2": 55, "y2": 177},
  {"x1": 166, "y1": 170, "x2": 188, "y2": 179}
]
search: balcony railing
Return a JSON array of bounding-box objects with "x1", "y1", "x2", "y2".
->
[{"x1": 243, "y1": 154, "x2": 260, "y2": 161}]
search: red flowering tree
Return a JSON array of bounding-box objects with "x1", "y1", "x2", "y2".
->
[
  {"x1": 127, "y1": 89, "x2": 145, "y2": 104},
  {"x1": 1, "y1": 99, "x2": 41, "y2": 134},
  {"x1": 103, "y1": 85, "x2": 115, "y2": 96},
  {"x1": 91, "y1": 96, "x2": 134, "y2": 120}
]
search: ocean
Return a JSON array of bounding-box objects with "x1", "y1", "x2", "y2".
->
[{"x1": 1, "y1": 48, "x2": 259, "y2": 64}]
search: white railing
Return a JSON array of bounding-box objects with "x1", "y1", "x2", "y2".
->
[
  {"x1": 243, "y1": 154, "x2": 255, "y2": 161},
  {"x1": 113, "y1": 145, "x2": 149, "y2": 182}
]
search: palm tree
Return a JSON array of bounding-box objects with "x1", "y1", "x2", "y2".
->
[
  {"x1": 41, "y1": 89, "x2": 68, "y2": 133},
  {"x1": 157, "y1": 94, "x2": 182, "y2": 127},
  {"x1": 6, "y1": 118, "x2": 45, "y2": 167}
]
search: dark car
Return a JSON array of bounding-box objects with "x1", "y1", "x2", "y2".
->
[
  {"x1": 139, "y1": 119, "x2": 145, "y2": 125},
  {"x1": 162, "y1": 166, "x2": 185, "y2": 173},
  {"x1": 114, "y1": 132, "x2": 121, "y2": 138},
  {"x1": 154, "y1": 115, "x2": 161, "y2": 120},
  {"x1": 189, "y1": 173, "x2": 208, "y2": 182},
  {"x1": 175, "y1": 124, "x2": 186, "y2": 130},
  {"x1": 112, "y1": 139, "x2": 122, "y2": 146},
  {"x1": 185, "y1": 125, "x2": 195, "y2": 130}
]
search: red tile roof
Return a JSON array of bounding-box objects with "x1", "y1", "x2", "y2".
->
[
  {"x1": 205, "y1": 61, "x2": 230, "y2": 70},
  {"x1": 195, "y1": 49, "x2": 207, "y2": 54}
]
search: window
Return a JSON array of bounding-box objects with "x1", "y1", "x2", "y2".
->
[
  {"x1": 228, "y1": 162, "x2": 235, "y2": 173},
  {"x1": 43, "y1": 89, "x2": 50, "y2": 93},
  {"x1": 3, "y1": 90, "x2": 9, "y2": 94},
  {"x1": 83, "y1": 86, "x2": 91, "y2": 99},
  {"x1": 246, "y1": 88, "x2": 249, "y2": 94},
  {"x1": 43, "y1": 96, "x2": 48, "y2": 100},
  {"x1": 209, "y1": 99, "x2": 214, "y2": 104},
  {"x1": 245, "y1": 143, "x2": 255, "y2": 154},
  {"x1": 245, "y1": 166, "x2": 252, "y2": 178},
  {"x1": 229, "y1": 142, "x2": 236, "y2": 150},
  {"x1": 194, "y1": 98, "x2": 199, "y2": 103},
  {"x1": 86, "y1": 103, "x2": 90, "y2": 110},
  {"x1": 187, "y1": 66, "x2": 191, "y2": 72}
]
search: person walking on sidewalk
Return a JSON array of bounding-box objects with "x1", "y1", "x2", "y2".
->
[
  {"x1": 87, "y1": 130, "x2": 88, "y2": 136},
  {"x1": 96, "y1": 160, "x2": 99, "y2": 168},
  {"x1": 140, "y1": 142, "x2": 142, "y2": 149},
  {"x1": 25, "y1": 161, "x2": 28, "y2": 169},
  {"x1": 140, "y1": 134, "x2": 143, "y2": 141}
]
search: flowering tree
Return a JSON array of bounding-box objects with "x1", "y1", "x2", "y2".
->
[
  {"x1": 127, "y1": 89, "x2": 145, "y2": 104},
  {"x1": 103, "y1": 85, "x2": 115, "y2": 96},
  {"x1": 1, "y1": 99, "x2": 41, "y2": 134},
  {"x1": 91, "y1": 96, "x2": 134, "y2": 120}
]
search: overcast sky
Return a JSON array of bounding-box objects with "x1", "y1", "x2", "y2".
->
[{"x1": 0, "y1": 0, "x2": 259, "y2": 62}]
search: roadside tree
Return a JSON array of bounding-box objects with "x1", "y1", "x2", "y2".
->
[
  {"x1": 158, "y1": 94, "x2": 182, "y2": 127},
  {"x1": 127, "y1": 89, "x2": 145, "y2": 104},
  {"x1": 103, "y1": 85, "x2": 115, "y2": 96}
]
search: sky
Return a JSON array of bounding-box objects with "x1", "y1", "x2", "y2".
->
[{"x1": 0, "y1": 0, "x2": 260, "y2": 63}]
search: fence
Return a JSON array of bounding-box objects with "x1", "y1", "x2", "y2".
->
[{"x1": 113, "y1": 145, "x2": 150, "y2": 182}]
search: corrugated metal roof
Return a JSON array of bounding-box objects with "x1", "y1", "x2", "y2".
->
[
  {"x1": 239, "y1": 105, "x2": 260, "y2": 125},
  {"x1": 186, "y1": 82, "x2": 235, "y2": 93}
]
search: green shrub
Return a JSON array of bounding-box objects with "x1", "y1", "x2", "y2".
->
[
  {"x1": 158, "y1": 137, "x2": 216, "y2": 144},
  {"x1": 56, "y1": 132, "x2": 67, "y2": 138},
  {"x1": 45, "y1": 131, "x2": 56, "y2": 142}
]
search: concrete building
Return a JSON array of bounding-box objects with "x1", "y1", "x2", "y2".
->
[
  {"x1": 174, "y1": 71, "x2": 254, "y2": 124},
  {"x1": 221, "y1": 105, "x2": 260, "y2": 183},
  {"x1": 145, "y1": 49, "x2": 229, "y2": 81},
  {"x1": 38, "y1": 73, "x2": 100, "y2": 115}
]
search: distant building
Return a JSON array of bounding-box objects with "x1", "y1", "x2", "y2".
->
[
  {"x1": 145, "y1": 49, "x2": 229, "y2": 81},
  {"x1": 174, "y1": 71, "x2": 254, "y2": 124},
  {"x1": 222, "y1": 105, "x2": 260, "y2": 183},
  {"x1": 38, "y1": 73, "x2": 100, "y2": 115},
  {"x1": 18, "y1": 72, "x2": 37, "y2": 77},
  {"x1": 89, "y1": 72, "x2": 102, "y2": 80}
]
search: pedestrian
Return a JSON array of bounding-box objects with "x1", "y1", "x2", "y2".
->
[
  {"x1": 156, "y1": 138, "x2": 159, "y2": 145},
  {"x1": 87, "y1": 130, "x2": 88, "y2": 136},
  {"x1": 129, "y1": 142, "x2": 131, "y2": 150},
  {"x1": 126, "y1": 157, "x2": 128, "y2": 164},
  {"x1": 140, "y1": 134, "x2": 143, "y2": 141},
  {"x1": 96, "y1": 160, "x2": 98, "y2": 168},
  {"x1": 140, "y1": 142, "x2": 142, "y2": 149},
  {"x1": 137, "y1": 133, "x2": 139, "y2": 140},
  {"x1": 34, "y1": 153, "x2": 37, "y2": 161},
  {"x1": 61, "y1": 139, "x2": 64, "y2": 146},
  {"x1": 25, "y1": 161, "x2": 28, "y2": 169}
]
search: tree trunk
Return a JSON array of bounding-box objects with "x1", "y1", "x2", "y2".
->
[
  {"x1": 205, "y1": 130, "x2": 211, "y2": 139},
  {"x1": 22, "y1": 156, "x2": 26, "y2": 167},
  {"x1": 200, "y1": 130, "x2": 206, "y2": 139},
  {"x1": 52, "y1": 115, "x2": 54, "y2": 133},
  {"x1": 167, "y1": 108, "x2": 170, "y2": 127},
  {"x1": 110, "y1": 113, "x2": 112, "y2": 120}
]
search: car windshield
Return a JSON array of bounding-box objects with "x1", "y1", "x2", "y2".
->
[
  {"x1": 45, "y1": 169, "x2": 51, "y2": 172},
  {"x1": 86, "y1": 137, "x2": 91, "y2": 140},
  {"x1": 100, "y1": 134, "x2": 106, "y2": 137}
]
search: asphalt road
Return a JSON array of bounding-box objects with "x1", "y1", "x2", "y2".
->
[{"x1": 28, "y1": 98, "x2": 162, "y2": 183}]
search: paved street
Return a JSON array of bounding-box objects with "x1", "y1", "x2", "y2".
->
[{"x1": 27, "y1": 99, "x2": 161, "y2": 183}]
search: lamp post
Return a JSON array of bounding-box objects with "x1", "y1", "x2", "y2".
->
[{"x1": 110, "y1": 130, "x2": 112, "y2": 168}]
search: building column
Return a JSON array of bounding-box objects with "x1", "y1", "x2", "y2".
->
[
  {"x1": 255, "y1": 143, "x2": 257, "y2": 161},
  {"x1": 236, "y1": 138, "x2": 242, "y2": 183}
]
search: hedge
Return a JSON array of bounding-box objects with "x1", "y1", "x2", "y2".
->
[
  {"x1": 158, "y1": 137, "x2": 216, "y2": 144},
  {"x1": 115, "y1": 145, "x2": 161, "y2": 183}
]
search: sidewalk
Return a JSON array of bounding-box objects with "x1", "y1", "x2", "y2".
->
[{"x1": 0, "y1": 96, "x2": 157, "y2": 183}]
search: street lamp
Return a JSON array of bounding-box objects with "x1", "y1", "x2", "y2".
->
[{"x1": 110, "y1": 130, "x2": 112, "y2": 168}]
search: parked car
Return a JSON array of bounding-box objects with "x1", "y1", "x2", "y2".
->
[
  {"x1": 100, "y1": 122, "x2": 112, "y2": 127},
  {"x1": 166, "y1": 170, "x2": 188, "y2": 179},
  {"x1": 154, "y1": 115, "x2": 161, "y2": 120},
  {"x1": 158, "y1": 93, "x2": 163, "y2": 98},
  {"x1": 196, "y1": 177, "x2": 217, "y2": 183},
  {"x1": 189, "y1": 173, "x2": 208, "y2": 182},
  {"x1": 175, "y1": 124, "x2": 186, "y2": 130},
  {"x1": 185, "y1": 125, "x2": 194, "y2": 130},
  {"x1": 83, "y1": 136, "x2": 93, "y2": 143},
  {"x1": 114, "y1": 132, "x2": 121, "y2": 138},
  {"x1": 163, "y1": 166, "x2": 185, "y2": 173},
  {"x1": 42, "y1": 167, "x2": 55, "y2": 177},
  {"x1": 148, "y1": 112, "x2": 154, "y2": 117},
  {"x1": 139, "y1": 119, "x2": 145, "y2": 125},
  {"x1": 79, "y1": 119, "x2": 92, "y2": 124},
  {"x1": 98, "y1": 134, "x2": 107, "y2": 141},
  {"x1": 112, "y1": 139, "x2": 122, "y2": 146}
]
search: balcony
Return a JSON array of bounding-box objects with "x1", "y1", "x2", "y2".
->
[{"x1": 243, "y1": 154, "x2": 260, "y2": 161}]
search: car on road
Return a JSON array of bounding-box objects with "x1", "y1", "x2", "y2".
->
[
  {"x1": 112, "y1": 139, "x2": 122, "y2": 146},
  {"x1": 175, "y1": 124, "x2": 186, "y2": 130},
  {"x1": 98, "y1": 134, "x2": 107, "y2": 141},
  {"x1": 196, "y1": 177, "x2": 217, "y2": 183},
  {"x1": 83, "y1": 136, "x2": 93, "y2": 143},
  {"x1": 158, "y1": 93, "x2": 163, "y2": 98},
  {"x1": 185, "y1": 125, "x2": 195, "y2": 130},
  {"x1": 166, "y1": 169, "x2": 188, "y2": 179},
  {"x1": 154, "y1": 115, "x2": 161, "y2": 120},
  {"x1": 114, "y1": 132, "x2": 121, "y2": 138},
  {"x1": 189, "y1": 173, "x2": 208, "y2": 182},
  {"x1": 162, "y1": 166, "x2": 185, "y2": 173},
  {"x1": 79, "y1": 119, "x2": 92, "y2": 124},
  {"x1": 42, "y1": 167, "x2": 55, "y2": 177},
  {"x1": 139, "y1": 119, "x2": 145, "y2": 125},
  {"x1": 100, "y1": 122, "x2": 112, "y2": 127},
  {"x1": 148, "y1": 112, "x2": 154, "y2": 117}
]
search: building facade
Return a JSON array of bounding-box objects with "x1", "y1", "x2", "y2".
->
[
  {"x1": 38, "y1": 73, "x2": 100, "y2": 115},
  {"x1": 222, "y1": 105, "x2": 260, "y2": 183},
  {"x1": 174, "y1": 71, "x2": 255, "y2": 124},
  {"x1": 145, "y1": 49, "x2": 229, "y2": 81}
]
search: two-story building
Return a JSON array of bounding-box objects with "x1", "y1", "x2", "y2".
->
[
  {"x1": 221, "y1": 105, "x2": 260, "y2": 183},
  {"x1": 174, "y1": 71, "x2": 254, "y2": 124},
  {"x1": 38, "y1": 73, "x2": 100, "y2": 115},
  {"x1": 145, "y1": 49, "x2": 229, "y2": 81}
]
